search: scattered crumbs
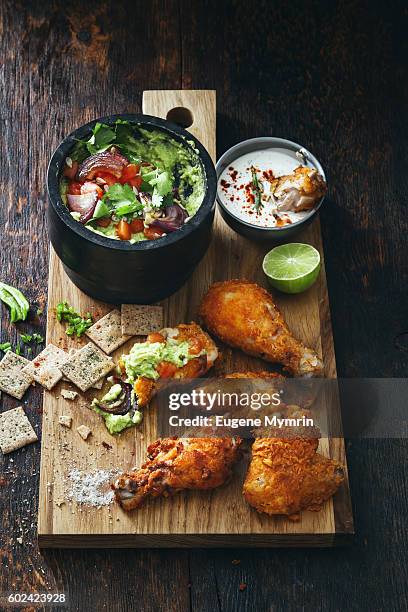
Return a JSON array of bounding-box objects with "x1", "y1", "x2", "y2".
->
[
  {"x1": 77, "y1": 425, "x2": 92, "y2": 440},
  {"x1": 239, "y1": 583, "x2": 247, "y2": 592},
  {"x1": 67, "y1": 469, "x2": 118, "y2": 507},
  {"x1": 232, "y1": 559, "x2": 241, "y2": 565},
  {"x1": 61, "y1": 389, "x2": 78, "y2": 401},
  {"x1": 55, "y1": 499, "x2": 65, "y2": 507}
]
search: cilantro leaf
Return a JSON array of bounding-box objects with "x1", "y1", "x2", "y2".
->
[
  {"x1": 148, "y1": 170, "x2": 173, "y2": 196},
  {"x1": 103, "y1": 183, "x2": 143, "y2": 217},
  {"x1": 0, "y1": 342, "x2": 12, "y2": 352}
]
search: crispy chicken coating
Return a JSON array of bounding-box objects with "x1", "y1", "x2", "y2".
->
[
  {"x1": 131, "y1": 322, "x2": 219, "y2": 407},
  {"x1": 199, "y1": 280, "x2": 323, "y2": 377},
  {"x1": 271, "y1": 165, "x2": 327, "y2": 212},
  {"x1": 243, "y1": 437, "x2": 344, "y2": 517},
  {"x1": 113, "y1": 437, "x2": 242, "y2": 511}
]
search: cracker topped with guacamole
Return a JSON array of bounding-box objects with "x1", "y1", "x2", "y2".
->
[{"x1": 60, "y1": 120, "x2": 206, "y2": 242}]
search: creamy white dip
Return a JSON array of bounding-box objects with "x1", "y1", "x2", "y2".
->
[{"x1": 218, "y1": 148, "x2": 317, "y2": 228}]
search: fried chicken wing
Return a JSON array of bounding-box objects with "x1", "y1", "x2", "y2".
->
[
  {"x1": 199, "y1": 280, "x2": 323, "y2": 377},
  {"x1": 126, "y1": 322, "x2": 219, "y2": 408},
  {"x1": 271, "y1": 166, "x2": 327, "y2": 213},
  {"x1": 243, "y1": 437, "x2": 344, "y2": 517},
  {"x1": 113, "y1": 437, "x2": 241, "y2": 511}
]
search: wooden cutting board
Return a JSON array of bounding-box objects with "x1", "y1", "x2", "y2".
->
[{"x1": 38, "y1": 90, "x2": 353, "y2": 547}]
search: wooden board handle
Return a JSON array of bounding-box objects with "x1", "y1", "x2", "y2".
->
[{"x1": 142, "y1": 90, "x2": 216, "y2": 162}]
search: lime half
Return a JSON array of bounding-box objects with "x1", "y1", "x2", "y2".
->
[{"x1": 262, "y1": 243, "x2": 321, "y2": 294}]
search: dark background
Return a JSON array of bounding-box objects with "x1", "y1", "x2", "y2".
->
[{"x1": 1, "y1": 1, "x2": 407, "y2": 610}]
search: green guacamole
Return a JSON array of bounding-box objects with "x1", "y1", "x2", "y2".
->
[{"x1": 60, "y1": 120, "x2": 206, "y2": 242}]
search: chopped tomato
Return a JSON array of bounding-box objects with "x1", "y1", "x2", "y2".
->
[
  {"x1": 68, "y1": 181, "x2": 82, "y2": 195},
  {"x1": 95, "y1": 171, "x2": 117, "y2": 186},
  {"x1": 63, "y1": 160, "x2": 79, "y2": 179},
  {"x1": 156, "y1": 361, "x2": 177, "y2": 378},
  {"x1": 144, "y1": 226, "x2": 166, "y2": 240},
  {"x1": 116, "y1": 220, "x2": 132, "y2": 241},
  {"x1": 96, "y1": 218, "x2": 111, "y2": 228},
  {"x1": 129, "y1": 219, "x2": 144, "y2": 233},
  {"x1": 81, "y1": 181, "x2": 104, "y2": 199},
  {"x1": 147, "y1": 333, "x2": 166, "y2": 344},
  {"x1": 128, "y1": 175, "x2": 143, "y2": 189},
  {"x1": 119, "y1": 164, "x2": 139, "y2": 184}
]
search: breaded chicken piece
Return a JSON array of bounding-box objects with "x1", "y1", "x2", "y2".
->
[
  {"x1": 113, "y1": 437, "x2": 242, "y2": 511},
  {"x1": 243, "y1": 437, "x2": 344, "y2": 517},
  {"x1": 128, "y1": 322, "x2": 219, "y2": 407},
  {"x1": 243, "y1": 405, "x2": 343, "y2": 517},
  {"x1": 271, "y1": 166, "x2": 327, "y2": 212},
  {"x1": 199, "y1": 280, "x2": 323, "y2": 377}
]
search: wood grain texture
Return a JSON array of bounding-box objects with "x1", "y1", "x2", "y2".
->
[
  {"x1": 37, "y1": 89, "x2": 352, "y2": 548},
  {"x1": 0, "y1": 0, "x2": 407, "y2": 610}
]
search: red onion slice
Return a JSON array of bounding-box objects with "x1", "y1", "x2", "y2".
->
[
  {"x1": 77, "y1": 151, "x2": 129, "y2": 180},
  {"x1": 151, "y1": 204, "x2": 188, "y2": 233},
  {"x1": 67, "y1": 192, "x2": 98, "y2": 223}
]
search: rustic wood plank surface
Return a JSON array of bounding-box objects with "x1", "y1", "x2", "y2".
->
[{"x1": 0, "y1": 0, "x2": 407, "y2": 610}]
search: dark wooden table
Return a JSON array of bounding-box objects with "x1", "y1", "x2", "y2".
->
[{"x1": 1, "y1": 1, "x2": 407, "y2": 610}]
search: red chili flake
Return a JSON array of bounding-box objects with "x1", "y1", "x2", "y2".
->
[
  {"x1": 229, "y1": 168, "x2": 238, "y2": 181},
  {"x1": 262, "y1": 169, "x2": 275, "y2": 180},
  {"x1": 230, "y1": 196, "x2": 234, "y2": 201},
  {"x1": 102, "y1": 441, "x2": 112, "y2": 450},
  {"x1": 220, "y1": 179, "x2": 230, "y2": 188},
  {"x1": 239, "y1": 583, "x2": 247, "y2": 591},
  {"x1": 34, "y1": 361, "x2": 40, "y2": 367}
]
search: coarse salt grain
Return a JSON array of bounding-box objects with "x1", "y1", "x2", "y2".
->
[{"x1": 67, "y1": 469, "x2": 118, "y2": 507}]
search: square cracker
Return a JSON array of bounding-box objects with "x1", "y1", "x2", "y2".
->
[
  {"x1": 0, "y1": 407, "x2": 38, "y2": 454},
  {"x1": 23, "y1": 344, "x2": 68, "y2": 390},
  {"x1": 0, "y1": 352, "x2": 33, "y2": 400},
  {"x1": 85, "y1": 309, "x2": 131, "y2": 354},
  {"x1": 60, "y1": 342, "x2": 115, "y2": 392},
  {"x1": 121, "y1": 304, "x2": 164, "y2": 336},
  {"x1": 64, "y1": 349, "x2": 103, "y2": 388}
]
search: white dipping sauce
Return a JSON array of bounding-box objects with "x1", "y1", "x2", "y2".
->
[{"x1": 218, "y1": 148, "x2": 315, "y2": 228}]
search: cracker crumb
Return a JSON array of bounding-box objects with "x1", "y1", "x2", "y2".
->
[
  {"x1": 59, "y1": 415, "x2": 72, "y2": 428},
  {"x1": 77, "y1": 425, "x2": 92, "y2": 440}
]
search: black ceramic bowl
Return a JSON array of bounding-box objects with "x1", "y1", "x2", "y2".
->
[
  {"x1": 47, "y1": 114, "x2": 216, "y2": 303},
  {"x1": 216, "y1": 137, "x2": 326, "y2": 242}
]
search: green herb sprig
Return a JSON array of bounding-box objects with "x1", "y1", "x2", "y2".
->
[{"x1": 251, "y1": 166, "x2": 263, "y2": 212}]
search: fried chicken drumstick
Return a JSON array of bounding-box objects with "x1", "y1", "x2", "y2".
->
[
  {"x1": 199, "y1": 280, "x2": 323, "y2": 376},
  {"x1": 113, "y1": 437, "x2": 241, "y2": 511}
]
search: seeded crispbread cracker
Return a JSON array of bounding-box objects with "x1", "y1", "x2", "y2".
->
[
  {"x1": 121, "y1": 304, "x2": 164, "y2": 336},
  {"x1": 22, "y1": 344, "x2": 68, "y2": 390},
  {"x1": 0, "y1": 406, "x2": 38, "y2": 454},
  {"x1": 63, "y1": 349, "x2": 103, "y2": 388},
  {"x1": 85, "y1": 309, "x2": 131, "y2": 354},
  {"x1": 61, "y1": 342, "x2": 114, "y2": 392},
  {"x1": 0, "y1": 352, "x2": 33, "y2": 400}
]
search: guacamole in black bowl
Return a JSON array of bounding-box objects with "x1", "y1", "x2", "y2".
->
[
  {"x1": 60, "y1": 120, "x2": 206, "y2": 243},
  {"x1": 47, "y1": 114, "x2": 216, "y2": 303}
]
